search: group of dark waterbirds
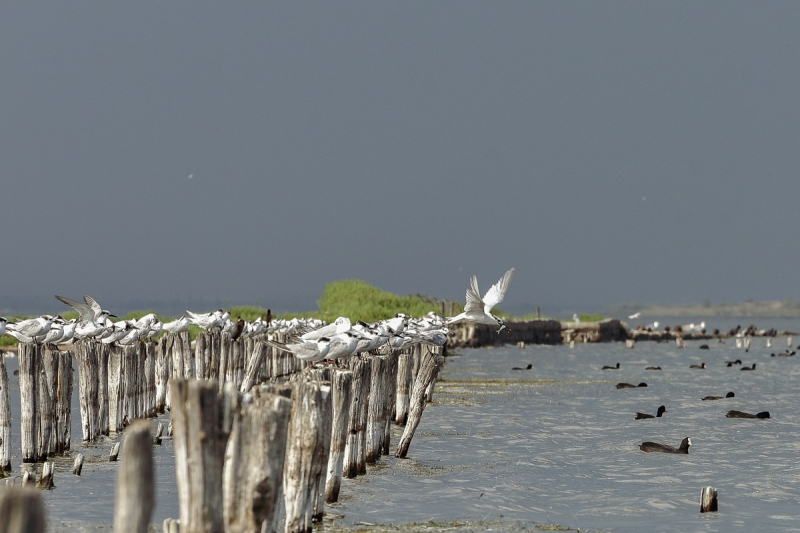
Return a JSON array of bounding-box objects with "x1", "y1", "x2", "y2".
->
[{"x1": 599, "y1": 344, "x2": 777, "y2": 453}]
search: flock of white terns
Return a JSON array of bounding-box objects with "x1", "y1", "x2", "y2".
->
[{"x1": 0, "y1": 268, "x2": 515, "y2": 363}]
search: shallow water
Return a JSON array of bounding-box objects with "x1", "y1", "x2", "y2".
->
[{"x1": 2, "y1": 318, "x2": 800, "y2": 531}]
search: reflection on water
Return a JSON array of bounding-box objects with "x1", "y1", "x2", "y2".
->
[{"x1": 3, "y1": 319, "x2": 800, "y2": 532}]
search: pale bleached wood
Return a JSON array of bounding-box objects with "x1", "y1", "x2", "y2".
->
[
  {"x1": 73, "y1": 453, "x2": 84, "y2": 475},
  {"x1": 312, "y1": 384, "x2": 333, "y2": 522},
  {"x1": 36, "y1": 460, "x2": 54, "y2": 489},
  {"x1": 108, "y1": 345, "x2": 123, "y2": 434},
  {"x1": 395, "y1": 347, "x2": 444, "y2": 458},
  {"x1": 283, "y1": 381, "x2": 325, "y2": 533},
  {"x1": 97, "y1": 343, "x2": 111, "y2": 435},
  {"x1": 218, "y1": 333, "x2": 230, "y2": 391},
  {"x1": 343, "y1": 357, "x2": 370, "y2": 478},
  {"x1": 18, "y1": 343, "x2": 40, "y2": 463},
  {"x1": 223, "y1": 389, "x2": 292, "y2": 533},
  {"x1": 366, "y1": 356, "x2": 387, "y2": 464},
  {"x1": 240, "y1": 341, "x2": 267, "y2": 394},
  {"x1": 39, "y1": 348, "x2": 57, "y2": 459},
  {"x1": 171, "y1": 379, "x2": 227, "y2": 533},
  {"x1": 156, "y1": 335, "x2": 171, "y2": 413},
  {"x1": 325, "y1": 370, "x2": 352, "y2": 503},
  {"x1": 194, "y1": 333, "x2": 207, "y2": 380},
  {"x1": 394, "y1": 352, "x2": 412, "y2": 425},
  {"x1": 114, "y1": 419, "x2": 155, "y2": 533},
  {"x1": 0, "y1": 351, "x2": 11, "y2": 470},
  {"x1": 144, "y1": 341, "x2": 157, "y2": 418},
  {"x1": 0, "y1": 487, "x2": 46, "y2": 533},
  {"x1": 701, "y1": 486, "x2": 718, "y2": 513},
  {"x1": 110, "y1": 441, "x2": 121, "y2": 462}
]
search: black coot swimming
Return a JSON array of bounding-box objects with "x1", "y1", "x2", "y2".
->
[
  {"x1": 645, "y1": 366, "x2": 662, "y2": 370},
  {"x1": 602, "y1": 362, "x2": 620, "y2": 370},
  {"x1": 726, "y1": 359, "x2": 742, "y2": 367},
  {"x1": 639, "y1": 437, "x2": 691, "y2": 454},
  {"x1": 512, "y1": 364, "x2": 532, "y2": 370},
  {"x1": 689, "y1": 362, "x2": 706, "y2": 369},
  {"x1": 741, "y1": 363, "x2": 756, "y2": 371},
  {"x1": 635, "y1": 405, "x2": 666, "y2": 419},
  {"x1": 726, "y1": 410, "x2": 770, "y2": 419},
  {"x1": 702, "y1": 392, "x2": 734, "y2": 401},
  {"x1": 616, "y1": 382, "x2": 647, "y2": 389}
]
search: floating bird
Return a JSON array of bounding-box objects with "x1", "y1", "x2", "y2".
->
[
  {"x1": 702, "y1": 392, "x2": 735, "y2": 401},
  {"x1": 699, "y1": 344, "x2": 710, "y2": 350},
  {"x1": 617, "y1": 382, "x2": 647, "y2": 389},
  {"x1": 726, "y1": 359, "x2": 742, "y2": 367},
  {"x1": 689, "y1": 362, "x2": 706, "y2": 369},
  {"x1": 726, "y1": 410, "x2": 770, "y2": 419},
  {"x1": 446, "y1": 268, "x2": 515, "y2": 333},
  {"x1": 645, "y1": 366, "x2": 662, "y2": 370},
  {"x1": 512, "y1": 364, "x2": 532, "y2": 370},
  {"x1": 740, "y1": 364, "x2": 756, "y2": 371},
  {"x1": 602, "y1": 362, "x2": 620, "y2": 370},
  {"x1": 635, "y1": 405, "x2": 666, "y2": 419},
  {"x1": 639, "y1": 437, "x2": 691, "y2": 454}
]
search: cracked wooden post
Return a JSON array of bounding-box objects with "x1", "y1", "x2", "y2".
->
[
  {"x1": 394, "y1": 351, "x2": 413, "y2": 425},
  {"x1": 75, "y1": 340, "x2": 100, "y2": 441},
  {"x1": 325, "y1": 370, "x2": 352, "y2": 503},
  {"x1": 0, "y1": 350, "x2": 11, "y2": 471},
  {"x1": 108, "y1": 345, "x2": 124, "y2": 434},
  {"x1": 156, "y1": 334, "x2": 171, "y2": 413},
  {"x1": 240, "y1": 341, "x2": 268, "y2": 394},
  {"x1": 312, "y1": 383, "x2": 332, "y2": 522},
  {"x1": 366, "y1": 355, "x2": 387, "y2": 463},
  {"x1": 171, "y1": 379, "x2": 227, "y2": 533},
  {"x1": 283, "y1": 380, "x2": 328, "y2": 533},
  {"x1": 114, "y1": 419, "x2": 155, "y2": 533},
  {"x1": 18, "y1": 343, "x2": 41, "y2": 463},
  {"x1": 343, "y1": 357, "x2": 370, "y2": 478},
  {"x1": 223, "y1": 388, "x2": 292, "y2": 533},
  {"x1": 0, "y1": 487, "x2": 46, "y2": 533},
  {"x1": 395, "y1": 346, "x2": 444, "y2": 458},
  {"x1": 39, "y1": 348, "x2": 57, "y2": 459},
  {"x1": 382, "y1": 351, "x2": 398, "y2": 455},
  {"x1": 56, "y1": 350, "x2": 73, "y2": 452}
]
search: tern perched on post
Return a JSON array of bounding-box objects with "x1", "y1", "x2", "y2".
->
[{"x1": 446, "y1": 268, "x2": 515, "y2": 333}]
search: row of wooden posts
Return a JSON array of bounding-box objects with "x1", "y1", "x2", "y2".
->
[{"x1": 0, "y1": 331, "x2": 445, "y2": 532}]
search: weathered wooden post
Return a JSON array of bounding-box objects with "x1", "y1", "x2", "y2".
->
[
  {"x1": 700, "y1": 486, "x2": 718, "y2": 512},
  {"x1": 108, "y1": 345, "x2": 124, "y2": 434},
  {"x1": 343, "y1": 357, "x2": 370, "y2": 478},
  {"x1": 75, "y1": 340, "x2": 102, "y2": 441},
  {"x1": 395, "y1": 346, "x2": 445, "y2": 458},
  {"x1": 223, "y1": 388, "x2": 292, "y2": 533},
  {"x1": 110, "y1": 441, "x2": 121, "y2": 462},
  {"x1": 0, "y1": 487, "x2": 46, "y2": 533},
  {"x1": 283, "y1": 380, "x2": 328, "y2": 533},
  {"x1": 312, "y1": 383, "x2": 333, "y2": 522},
  {"x1": 56, "y1": 350, "x2": 73, "y2": 452},
  {"x1": 39, "y1": 348, "x2": 58, "y2": 458},
  {"x1": 36, "y1": 461, "x2": 54, "y2": 489},
  {"x1": 171, "y1": 379, "x2": 227, "y2": 533},
  {"x1": 366, "y1": 356, "x2": 387, "y2": 463},
  {"x1": 394, "y1": 352, "x2": 413, "y2": 425},
  {"x1": 325, "y1": 370, "x2": 352, "y2": 504},
  {"x1": 143, "y1": 342, "x2": 157, "y2": 418},
  {"x1": 114, "y1": 419, "x2": 155, "y2": 533},
  {"x1": 240, "y1": 341, "x2": 268, "y2": 394},
  {"x1": 675, "y1": 336, "x2": 684, "y2": 349},
  {"x1": 156, "y1": 334, "x2": 171, "y2": 413},
  {"x1": 0, "y1": 351, "x2": 11, "y2": 471},
  {"x1": 382, "y1": 351, "x2": 398, "y2": 455},
  {"x1": 18, "y1": 343, "x2": 40, "y2": 463},
  {"x1": 73, "y1": 453, "x2": 85, "y2": 475}
]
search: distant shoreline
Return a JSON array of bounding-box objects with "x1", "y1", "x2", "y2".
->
[{"x1": 604, "y1": 300, "x2": 800, "y2": 318}]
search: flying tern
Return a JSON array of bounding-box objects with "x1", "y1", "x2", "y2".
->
[{"x1": 446, "y1": 268, "x2": 515, "y2": 332}]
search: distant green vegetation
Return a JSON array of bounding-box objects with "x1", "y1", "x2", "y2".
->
[{"x1": 316, "y1": 280, "x2": 442, "y2": 323}]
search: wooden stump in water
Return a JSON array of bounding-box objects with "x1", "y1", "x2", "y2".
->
[
  {"x1": 75, "y1": 340, "x2": 102, "y2": 441},
  {"x1": 0, "y1": 352, "x2": 12, "y2": 470},
  {"x1": 143, "y1": 342, "x2": 157, "y2": 418},
  {"x1": 700, "y1": 486, "x2": 718, "y2": 512},
  {"x1": 0, "y1": 487, "x2": 46, "y2": 533},
  {"x1": 114, "y1": 419, "x2": 155, "y2": 533},
  {"x1": 366, "y1": 356, "x2": 387, "y2": 463},
  {"x1": 325, "y1": 370, "x2": 352, "y2": 504},
  {"x1": 39, "y1": 348, "x2": 58, "y2": 458},
  {"x1": 675, "y1": 336, "x2": 685, "y2": 349},
  {"x1": 18, "y1": 343, "x2": 41, "y2": 463},
  {"x1": 312, "y1": 383, "x2": 333, "y2": 522},
  {"x1": 73, "y1": 453, "x2": 84, "y2": 475},
  {"x1": 625, "y1": 339, "x2": 635, "y2": 349},
  {"x1": 344, "y1": 357, "x2": 371, "y2": 478},
  {"x1": 223, "y1": 388, "x2": 292, "y2": 533},
  {"x1": 36, "y1": 460, "x2": 55, "y2": 489},
  {"x1": 97, "y1": 343, "x2": 111, "y2": 435},
  {"x1": 171, "y1": 379, "x2": 227, "y2": 533},
  {"x1": 110, "y1": 441, "x2": 121, "y2": 462},
  {"x1": 394, "y1": 352, "x2": 413, "y2": 425},
  {"x1": 283, "y1": 380, "x2": 329, "y2": 533},
  {"x1": 156, "y1": 335, "x2": 171, "y2": 413},
  {"x1": 395, "y1": 347, "x2": 444, "y2": 458},
  {"x1": 56, "y1": 350, "x2": 73, "y2": 452}
]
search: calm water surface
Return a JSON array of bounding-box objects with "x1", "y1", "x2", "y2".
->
[{"x1": 3, "y1": 317, "x2": 800, "y2": 532}]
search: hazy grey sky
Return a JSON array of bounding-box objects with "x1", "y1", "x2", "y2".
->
[{"x1": 2, "y1": 3, "x2": 799, "y2": 316}]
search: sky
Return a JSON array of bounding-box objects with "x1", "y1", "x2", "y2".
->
[{"x1": 2, "y1": 2, "x2": 800, "y2": 317}]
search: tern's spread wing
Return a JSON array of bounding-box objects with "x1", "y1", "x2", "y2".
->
[
  {"x1": 55, "y1": 295, "x2": 94, "y2": 322},
  {"x1": 482, "y1": 268, "x2": 515, "y2": 313},
  {"x1": 83, "y1": 295, "x2": 103, "y2": 318},
  {"x1": 463, "y1": 275, "x2": 483, "y2": 313}
]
